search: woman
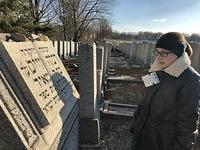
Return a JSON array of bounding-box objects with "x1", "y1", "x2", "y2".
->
[{"x1": 130, "y1": 32, "x2": 200, "y2": 150}]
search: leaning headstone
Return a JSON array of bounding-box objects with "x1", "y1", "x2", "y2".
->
[
  {"x1": 0, "y1": 39, "x2": 79, "y2": 149},
  {"x1": 0, "y1": 41, "x2": 64, "y2": 126},
  {"x1": 32, "y1": 41, "x2": 79, "y2": 101},
  {"x1": 0, "y1": 70, "x2": 39, "y2": 149}
]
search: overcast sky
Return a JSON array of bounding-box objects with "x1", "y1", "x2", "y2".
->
[{"x1": 112, "y1": 0, "x2": 200, "y2": 34}]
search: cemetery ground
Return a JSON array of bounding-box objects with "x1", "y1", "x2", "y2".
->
[
  {"x1": 100, "y1": 50, "x2": 146, "y2": 150},
  {"x1": 98, "y1": 50, "x2": 200, "y2": 150}
]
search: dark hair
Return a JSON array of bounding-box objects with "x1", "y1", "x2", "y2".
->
[{"x1": 155, "y1": 32, "x2": 193, "y2": 57}]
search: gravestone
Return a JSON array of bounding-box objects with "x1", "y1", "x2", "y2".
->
[
  {"x1": 74, "y1": 43, "x2": 79, "y2": 56},
  {"x1": 33, "y1": 41, "x2": 79, "y2": 102},
  {"x1": 63, "y1": 41, "x2": 67, "y2": 59},
  {"x1": 70, "y1": 41, "x2": 75, "y2": 57},
  {"x1": 78, "y1": 43, "x2": 100, "y2": 144},
  {"x1": 96, "y1": 46, "x2": 104, "y2": 102},
  {"x1": 59, "y1": 41, "x2": 64, "y2": 59},
  {"x1": 0, "y1": 70, "x2": 39, "y2": 149},
  {"x1": 0, "y1": 38, "x2": 79, "y2": 149},
  {"x1": 79, "y1": 43, "x2": 97, "y2": 118},
  {"x1": 0, "y1": 41, "x2": 64, "y2": 127},
  {"x1": 53, "y1": 41, "x2": 58, "y2": 56}
]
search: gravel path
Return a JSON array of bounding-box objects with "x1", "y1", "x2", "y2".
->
[{"x1": 100, "y1": 50, "x2": 145, "y2": 150}]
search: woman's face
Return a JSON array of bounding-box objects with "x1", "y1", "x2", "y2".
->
[{"x1": 154, "y1": 48, "x2": 178, "y2": 69}]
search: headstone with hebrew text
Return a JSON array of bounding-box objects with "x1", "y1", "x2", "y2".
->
[{"x1": 0, "y1": 38, "x2": 79, "y2": 150}]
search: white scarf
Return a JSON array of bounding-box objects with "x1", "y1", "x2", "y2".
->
[{"x1": 149, "y1": 52, "x2": 191, "y2": 77}]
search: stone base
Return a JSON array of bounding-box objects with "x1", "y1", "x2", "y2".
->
[
  {"x1": 79, "y1": 118, "x2": 100, "y2": 144},
  {"x1": 79, "y1": 143, "x2": 101, "y2": 149}
]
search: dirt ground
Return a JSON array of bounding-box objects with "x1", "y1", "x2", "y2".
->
[{"x1": 100, "y1": 51, "x2": 146, "y2": 150}]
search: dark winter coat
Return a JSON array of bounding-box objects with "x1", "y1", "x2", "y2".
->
[{"x1": 130, "y1": 53, "x2": 200, "y2": 150}]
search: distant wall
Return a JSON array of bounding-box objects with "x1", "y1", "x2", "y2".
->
[{"x1": 114, "y1": 42, "x2": 200, "y2": 73}]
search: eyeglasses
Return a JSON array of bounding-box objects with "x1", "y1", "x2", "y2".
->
[{"x1": 152, "y1": 51, "x2": 172, "y2": 57}]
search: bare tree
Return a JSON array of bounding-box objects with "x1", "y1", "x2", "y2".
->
[
  {"x1": 28, "y1": 0, "x2": 58, "y2": 33},
  {"x1": 55, "y1": 0, "x2": 116, "y2": 41},
  {"x1": 0, "y1": 0, "x2": 116, "y2": 39},
  {"x1": 94, "y1": 17, "x2": 112, "y2": 41}
]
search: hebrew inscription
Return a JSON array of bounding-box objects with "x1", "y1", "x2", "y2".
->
[
  {"x1": 0, "y1": 71, "x2": 39, "y2": 148},
  {"x1": 0, "y1": 39, "x2": 80, "y2": 149},
  {"x1": 33, "y1": 41, "x2": 79, "y2": 103},
  {"x1": 0, "y1": 42, "x2": 64, "y2": 127}
]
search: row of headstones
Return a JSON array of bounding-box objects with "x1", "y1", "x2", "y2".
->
[
  {"x1": 78, "y1": 42, "x2": 112, "y2": 144},
  {"x1": 0, "y1": 38, "x2": 112, "y2": 149},
  {"x1": 52, "y1": 41, "x2": 79, "y2": 59},
  {"x1": 0, "y1": 39, "x2": 79, "y2": 149},
  {"x1": 115, "y1": 41, "x2": 200, "y2": 72}
]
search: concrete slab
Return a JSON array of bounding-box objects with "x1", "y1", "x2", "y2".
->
[{"x1": 79, "y1": 118, "x2": 100, "y2": 144}]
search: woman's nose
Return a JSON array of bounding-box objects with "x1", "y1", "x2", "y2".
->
[{"x1": 156, "y1": 55, "x2": 163, "y2": 60}]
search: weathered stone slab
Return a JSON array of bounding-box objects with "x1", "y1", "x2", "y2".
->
[
  {"x1": 53, "y1": 41, "x2": 58, "y2": 54},
  {"x1": 101, "y1": 42, "x2": 110, "y2": 84},
  {"x1": 96, "y1": 46, "x2": 104, "y2": 101},
  {"x1": 0, "y1": 40, "x2": 80, "y2": 149},
  {"x1": 74, "y1": 43, "x2": 79, "y2": 56},
  {"x1": 63, "y1": 41, "x2": 68, "y2": 59},
  {"x1": 96, "y1": 46, "x2": 104, "y2": 70},
  {"x1": 70, "y1": 41, "x2": 75, "y2": 57},
  {"x1": 59, "y1": 41, "x2": 64, "y2": 59},
  {"x1": 78, "y1": 43, "x2": 100, "y2": 145},
  {"x1": 0, "y1": 41, "x2": 64, "y2": 127},
  {"x1": 67, "y1": 41, "x2": 70, "y2": 57},
  {"x1": 0, "y1": 68, "x2": 79, "y2": 149},
  {"x1": 78, "y1": 43, "x2": 97, "y2": 118},
  {"x1": 0, "y1": 70, "x2": 39, "y2": 149},
  {"x1": 0, "y1": 58, "x2": 42, "y2": 131},
  {"x1": 79, "y1": 118, "x2": 100, "y2": 144},
  {"x1": 32, "y1": 41, "x2": 79, "y2": 101},
  {"x1": 50, "y1": 102, "x2": 79, "y2": 150},
  {"x1": 0, "y1": 106, "x2": 26, "y2": 150}
]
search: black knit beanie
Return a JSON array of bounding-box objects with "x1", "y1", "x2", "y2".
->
[{"x1": 155, "y1": 32, "x2": 187, "y2": 57}]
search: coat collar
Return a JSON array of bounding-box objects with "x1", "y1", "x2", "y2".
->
[{"x1": 149, "y1": 52, "x2": 191, "y2": 77}]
